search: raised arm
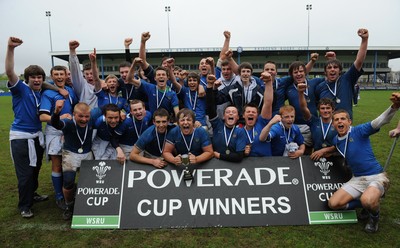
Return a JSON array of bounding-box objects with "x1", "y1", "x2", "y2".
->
[
  {"x1": 178, "y1": 70, "x2": 188, "y2": 87},
  {"x1": 354, "y1": 28, "x2": 369, "y2": 71},
  {"x1": 139, "y1": 32, "x2": 151, "y2": 70},
  {"x1": 206, "y1": 57, "x2": 215, "y2": 76},
  {"x1": 217, "y1": 31, "x2": 239, "y2": 74},
  {"x1": 126, "y1": 58, "x2": 142, "y2": 88},
  {"x1": 260, "y1": 71, "x2": 273, "y2": 119},
  {"x1": 297, "y1": 82, "x2": 312, "y2": 121},
  {"x1": 69, "y1": 40, "x2": 86, "y2": 95},
  {"x1": 325, "y1": 51, "x2": 336, "y2": 61},
  {"x1": 124, "y1": 38, "x2": 133, "y2": 62},
  {"x1": 259, "y1": 115, "x2": 281, "y2": 142},
  {"x1": 89, "y1": 48, "x2": 102, "y2": 92},
  {"x1": 371, "y1": 92, "x2": 400, "y2": 130},
  {"x1": 217, "y1": 31, "x2": 231, "y2": 67},
  {"x1": 166, "y1": 58, "x2": 181, "y2": 92},
  {"x1": 225, "y1": 49, "x2": 239, "y2": 74},
  {"x1": 51, "y1": 100, "x2": 65, "y2": 130},
  {"x1": 206, "y1": 74, "x2": 217, "y2": 119},
  {"x1": 305, "y1": 53, "x2": 319, "y2": 74},
  {"x1": 5, "y1": 37, "x2": 23, "y2": 85}
]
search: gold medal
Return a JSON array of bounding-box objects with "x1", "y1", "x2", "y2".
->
[
  {"x1": 226, "y1": 149, "x2": 230, "y2": 155},
  {"x1": 336, "y1": 98, "x2": 341, "y2": 104},
  {"x1": 322, "y1": 143, "x2": 327, "y2": 148},
  {"x1": 78, "y1": 148, "x2": 83, "y2": 154}
]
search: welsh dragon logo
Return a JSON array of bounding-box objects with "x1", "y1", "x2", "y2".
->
[
  {"x1": 314, "y1": 157, "x2": 333, "y2": 179},
  {"x1": 92, "y1": 161, "x2": 111, "y2": 184}
]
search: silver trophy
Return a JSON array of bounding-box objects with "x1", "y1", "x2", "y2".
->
[
  {"x1": 284, "y1": 142, "x2": 299, "y2": 156},
  {"x1": 181, "y1": 154, "x2": 193, "y2": 181}
]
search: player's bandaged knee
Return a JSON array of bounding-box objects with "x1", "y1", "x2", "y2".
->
[{"x1": 63, "y1": 171, "x2": 76, "y2": 190}]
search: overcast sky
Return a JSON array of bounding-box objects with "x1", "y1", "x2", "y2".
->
[{"x1": 0, "y1": 0, "x2": 399, "y2": 75}]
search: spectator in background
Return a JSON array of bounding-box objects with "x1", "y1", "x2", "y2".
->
[{"x1": 353, "y1": 83, "x2": 360, "y2": 106}]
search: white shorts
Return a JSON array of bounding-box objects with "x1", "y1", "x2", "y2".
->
[
  {"x1": 120, "y1": 144, "x2": 133, "y2": 159},
  {"x1": 62, "y1": 149, "x2": 93, "y2": 172},
  {"x1": 298, "y1": 124, "x2": 313, "y2": 147},
  {"x1": 45, "y1": 125, "x2": 63, "y2": 157},
  {"x1": 342, "y1": 172, "x2": 390, "y2": 199},
  {"x1": 92, "y1": 136, "x2": 116, "y2": 160}
]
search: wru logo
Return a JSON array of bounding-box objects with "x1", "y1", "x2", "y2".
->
[
  {"x1": 314, "y1": 158, "x2": 332, "y2": 179},
  {"x1": 92, "y1": 161, "x2": 112, "y2": 184}
]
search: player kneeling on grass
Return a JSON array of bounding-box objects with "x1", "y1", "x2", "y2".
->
[
  {"x1": 51, "y1": 100, "x2": 102, "y2": 220},
  {"x1": 328, "y1": 92, "x2": 400, "y2": 233}
]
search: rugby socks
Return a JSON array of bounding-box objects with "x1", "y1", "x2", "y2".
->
[
  {"x1": 52, "y1": 172, "x2": 64, "y2": 200},
  {"x1": 365, "y1": 210, "x2": 380, "y2": 233},
  {"x1": 369, "y1": 209, "x2": 380, "y2": 219},
  {"x1": 345, "y1": 199, "x2": 362, "y2": 209}
]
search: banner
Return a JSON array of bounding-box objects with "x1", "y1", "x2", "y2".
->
[{"x1": 71, "y1": 156, "x2": 356, "y2": 229}]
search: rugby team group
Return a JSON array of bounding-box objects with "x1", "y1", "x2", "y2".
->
[{"x1": 6, "y1": 28, "x2": 400, "y2": 233}]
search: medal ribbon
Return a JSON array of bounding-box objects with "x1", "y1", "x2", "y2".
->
[
  {"x1": 224, "y1": 125, "x2": 235, "y2": 149},
  {"x1": 132, "y1": 118, "x2": 144, "y2": 138},
  {"x1": 180, "y1": 128, "x2": 196, "y2": 153},
  {"x1": 189, "y1": 90, "x2": 198, "y2": 111},
  {"x1": 156, "y1": 128, "x2": 167, "y2": 154},
  {"x1": 156, "y1": 87, "x2": 167, "y2": 109},
  {"x1": 335, "y1": 127, "x2": 351, "y2": 158},
  {"x1": 73, "y1": 117, "x2": 88, "y2": 149},
  {"x1": 126, "y1": 84, "x2": 134, "y2": 100},
  {"x1": 108, "y1": 93, "x2": 119, "y2": 105},
  {"x1": 31, "y1": 89, "x2": 40, "y2": 113},
  {"x1": 244, "y1": 126, "x2": 255, "y2": 144},
  {"x1": 320, "y1": 118, "x2": 332, "y2": 142},
  {"x1": 280, "y1": 121, "x2": 291, "y2": 144},
  {"x1": 326, "y1": 76, "x2": 341, "y2": 98}
]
